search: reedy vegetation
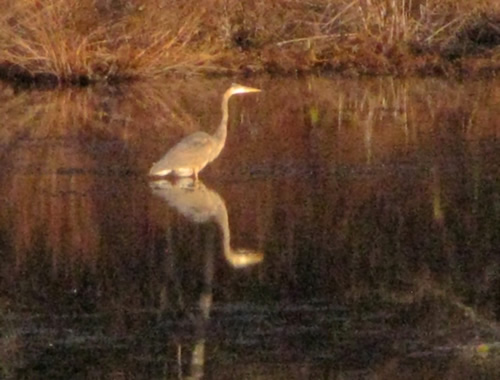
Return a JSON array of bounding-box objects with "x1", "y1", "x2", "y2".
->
[{"x1": 0, "y1": 0, "x2": 499, "y2": 84}]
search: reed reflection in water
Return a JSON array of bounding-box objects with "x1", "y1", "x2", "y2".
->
[{"x1": 0, "y1": 77, "x2": 499, "y2": 379}]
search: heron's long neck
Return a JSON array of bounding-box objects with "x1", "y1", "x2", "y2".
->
[
  {"x1": 213, "y1": 92, "x2": 232, "y2": 146},
  {"x1": 214, "y1": 204, "x2": 231, "y2": 262}
]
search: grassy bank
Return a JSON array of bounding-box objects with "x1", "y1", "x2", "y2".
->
[{"x1": 1, "y1": 0, "x2": 499, "y2": 85}]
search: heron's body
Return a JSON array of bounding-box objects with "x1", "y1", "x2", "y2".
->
[
  {"x1": 149, "y1": 83, "x2": 261, "y2": 179},
  {"x1": 149, "y1": 131, "x2": 214, "y2": 177}
]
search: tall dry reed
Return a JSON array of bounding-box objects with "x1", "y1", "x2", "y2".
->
[{"x1": 0, "y1": 0, "x2": 498, "y2": 84}]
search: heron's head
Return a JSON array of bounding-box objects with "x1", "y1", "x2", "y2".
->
[{"x1": 228, "y1": 83, "x2": 261, "y2": 96}]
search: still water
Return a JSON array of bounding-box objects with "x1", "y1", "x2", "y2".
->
[{"x1": 0, "y1": 77, "x2": 499, "y2": 379}]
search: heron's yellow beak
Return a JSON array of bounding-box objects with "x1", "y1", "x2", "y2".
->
[
  {"x1": 231, "y1": 83, "x2": 261, "y2": 95},
  {"x1": 242, "y1": 86, "x2": 261, "y2": 93}
]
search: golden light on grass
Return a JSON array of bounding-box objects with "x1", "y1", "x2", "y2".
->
[
  {"x1": 0, "y1": 0, "x2": 498, "y2": 84},
  {"x1": 0, "y1": 0, "x2": 224, "y2": 84}
]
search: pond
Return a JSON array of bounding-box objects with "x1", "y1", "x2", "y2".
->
[{"x1": 0, "y1": 76, "x2": 499, "y2": 379}]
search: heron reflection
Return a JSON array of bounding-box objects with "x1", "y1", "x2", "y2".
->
[
  {"x1": 150, "y1": 178, "x2": 263, "y2": 268},
  {"x1": 150, "y1": 178, "x2": 263, "y2": 378}
]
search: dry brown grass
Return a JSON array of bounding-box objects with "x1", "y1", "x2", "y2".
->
[
  {"x1": 0, "y1": 0, "x2": 224, "y2": 84},
  {"x1": 0, "y1": 0, "x2": 499, "y2": 84}
]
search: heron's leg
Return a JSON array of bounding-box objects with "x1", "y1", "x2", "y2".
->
[{"x1": 194, "y1": 170, "x2": 199, "y2": 182}]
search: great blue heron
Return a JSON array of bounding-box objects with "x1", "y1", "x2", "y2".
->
[{"x1": 149, "y1": 83, "x2": 261, "y2": 179}]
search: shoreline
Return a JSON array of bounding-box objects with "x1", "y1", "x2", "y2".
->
[
  {"x1": 1, "y1": 57, "x2": 498, "y2": 89},
  {"x1": 1, "y1": 0, "x2": 499, "y2": 87}
]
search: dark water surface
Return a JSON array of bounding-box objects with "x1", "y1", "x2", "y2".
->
[{"x1": 0, "y1": 77, "x2": 499, "y2": 379}]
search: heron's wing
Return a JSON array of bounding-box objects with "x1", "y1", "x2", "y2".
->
[{"x1": 153, "y1": 132, "x2": 216, "y2": 169}]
